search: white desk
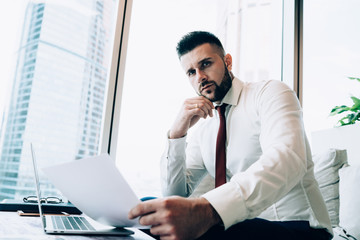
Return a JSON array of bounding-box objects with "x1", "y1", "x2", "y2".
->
[{"x1": 0, "y1": 211, "x2": 155, "y2": 240}]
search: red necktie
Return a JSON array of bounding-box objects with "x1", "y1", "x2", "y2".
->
[{"x1": 215, "y1": 104, "x2": 227, "y2": 188}]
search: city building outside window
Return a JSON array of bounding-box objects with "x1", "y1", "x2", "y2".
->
[{"x1": 0, "y1": 0, "x2": 119, "y2": 200}]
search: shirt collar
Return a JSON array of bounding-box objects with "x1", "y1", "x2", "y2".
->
[{"x1": 216, "y1": 77, "x2": 243, "y2": 107}]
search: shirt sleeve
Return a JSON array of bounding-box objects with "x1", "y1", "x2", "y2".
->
[
  {"x1": 202, "y1": 81, "x2": 309, "y2": 229},
  {"x1": 160, "y1": 131, "x2": 208, "y2": 197}
]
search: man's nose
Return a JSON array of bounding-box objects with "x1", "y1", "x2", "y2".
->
[{"x1": 196, "y1": 69, "x2": 207, "y2": 83}]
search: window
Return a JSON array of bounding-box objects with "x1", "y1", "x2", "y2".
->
[
  {"x1": 115, "y1": 0, "x2": 287, "y2": 198},
  {"x1": 1, "y1": 0, "x2": 294, "y2": 201},
  {"x1": 225, "y1": 0, "x2": 284, "y2": 83},
  {"x1": 115, "y1": 0, "x2": 221, "y2": 198},
  {"x1": 0, "y1": 0, "x2": 121, "y2": 200},
  {"x1": 302, "y1": 0, "x2": 360, "y2": 137}
]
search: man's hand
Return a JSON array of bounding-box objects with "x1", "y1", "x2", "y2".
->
[
  {"x1": 128, "y1": 196, "x2": 221, "y2": 240},
  {"x1": 169, "y1": 96, "x2": 214, "y2": 139}
]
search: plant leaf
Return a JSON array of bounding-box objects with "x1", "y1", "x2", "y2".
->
[
  {"x1": 348, "y1": 76, "x2": 360, "y2": 82},
  {"x1": 351, "y1": 96, "x2": 360, "y2": 104},
  {"x1": 337, "y1": 115, "x2": 355, "y2": 126},
  {"x1": 348, "y1": 113, "x2": 357, "y2": 123},
  {"x1": 331, "y1": 77, "x2": 360, "y2": 126},
  {"x1": 355, "y1": 112, "x2": 360, "y2": 121},
  {"x1": 350, "y1": 96, "x2": 360, "y2": 111},
  {"x1": 330, "y1": 105, "x2": 350, "y2": 115},
  {"x1": 338, "y1": 119, "x2": 347, "y2": 126}
]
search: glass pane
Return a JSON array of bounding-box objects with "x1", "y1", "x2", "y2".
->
[
  {"x1": 116, "y1": 0, "x2": 284, "y2": 198},
  {"x1": 0, "y1": 0, "x2": 119, "y2": 200},
  {"x1": 227, "y1": 0, "x2": 283, "y2": 82},
  {"x1": 303, "y1": 0, "x2": 360, "y2": 137}
]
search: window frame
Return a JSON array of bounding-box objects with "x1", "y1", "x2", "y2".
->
[
  {"x1": 105, "y1": 0, "x2": 303, "y2": 161},
  {"x1": 293, "y1": 0, "x2": 303, "y2": 104},
  {"x1": 101, "y1": 0, "x2": 132, "y2": 158},
  {"x1": 281, "y1": 0, "x2": 302, "y2": 102}
]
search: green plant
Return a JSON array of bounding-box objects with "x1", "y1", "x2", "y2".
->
[{"x1": 330, "y1": 77, "x2": 360, "y2": 126}]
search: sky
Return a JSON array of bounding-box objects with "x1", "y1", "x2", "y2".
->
[{"x1": 0, "y1": 1, "x2": 27, "y2": 116}]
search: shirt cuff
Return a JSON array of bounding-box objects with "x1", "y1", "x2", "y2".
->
[
  {"x1": 202, "y1": 181, "x2": 248, "y2": 229},
  {"x1": 165, "y1": 130, "x2": 187, "y2": 161}
]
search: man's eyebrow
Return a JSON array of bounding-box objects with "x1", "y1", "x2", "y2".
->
[
  {"x1": 185, "y1": 57, "x2": 213, "y2": 75},
  {"x1": 198, "y1": 57, "x2": 212, "y2": 66}
]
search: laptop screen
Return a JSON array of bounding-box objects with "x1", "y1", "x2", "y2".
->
[{"x1": 30, "y1": 143, "x2": 46, "y2": 227}]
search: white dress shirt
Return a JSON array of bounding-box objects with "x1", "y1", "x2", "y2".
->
[{"x1": 160, "y1": 78, "x2": 332, "y2": 234}]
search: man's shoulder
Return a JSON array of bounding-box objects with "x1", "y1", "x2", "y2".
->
[
  {"x1": 229, "y1": 78, "x2": 290, "y2": 102},
  {"x1": 244, "y1": 79, "x2": 290, "y2": 90},
  {"x1": 241, "y1": 79, "x2": 292, "y2": 97},
  {"x1": 237, "y1": 80, "x2": 296, "y2": 108}
]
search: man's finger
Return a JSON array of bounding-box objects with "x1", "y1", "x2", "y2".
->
[
  {"x1": 191, "y1": 106, "x2": 208, "y2": 119},
  {"x1": 195, "y1": 98, "x2": 214, "y2": 117},
  {"x1": 128, "y1": 199, "x2": 158, "y2": 219},
  {"x1": 199, "y1": 101, "x2": 214, "y2": 117},
  {"x1": 189, "y1": 101, "x2": 214, "y2": 118},
  {"x1": 138, "y1": 214, "x2": 159, "y2": 226},
  {"x1": 150, "y1": 224, "x2": 173, "y2": 239}
]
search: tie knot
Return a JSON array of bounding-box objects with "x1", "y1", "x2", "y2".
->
[{"x1": 216, "y1": 104, "x2": 227, "y2": 116}]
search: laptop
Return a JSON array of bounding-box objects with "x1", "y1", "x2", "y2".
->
[{"x1": 30, "y1": 143, "x2": 134, "y2": 236}]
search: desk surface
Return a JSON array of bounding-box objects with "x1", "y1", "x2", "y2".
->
[{"x1": 0, "y1": 211, "x2": 155, "y2": 240}]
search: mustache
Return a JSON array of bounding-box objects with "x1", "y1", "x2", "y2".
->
[
  {"x1": 200, "y1": 81, "x2": 209, "y2": 87},
  {"x1": 198, "y1": 80, "x2": 216, "y2": 92}
]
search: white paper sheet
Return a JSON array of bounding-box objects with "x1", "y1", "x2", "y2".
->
[{"x1": 42, "y1": 154, "x2": 141, "y2": 228}]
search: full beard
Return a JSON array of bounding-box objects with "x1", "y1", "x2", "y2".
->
[{"x1": 198, "y1": 67, "x2": 233, "y2": 102}]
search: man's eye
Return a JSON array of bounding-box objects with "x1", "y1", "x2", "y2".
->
[
  {"x1": 202, "y1": 61, "x2": 211, "y2": 68},
  {"x1": 188, "y1": 70, "x2": 195, "y2": 76}
]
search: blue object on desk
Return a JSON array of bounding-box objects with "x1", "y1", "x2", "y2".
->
[{"x1": 140, "y1": 197, "x2": 157, "y2": 202}]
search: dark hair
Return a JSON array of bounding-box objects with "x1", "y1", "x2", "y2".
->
[{"x1": 176, "y1": 31, "x2": 225, "y2": 59}]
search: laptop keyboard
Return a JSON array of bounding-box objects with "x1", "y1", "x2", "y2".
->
[{"x1": 51, "y1": 215, "x2": 96, "y2": 231}]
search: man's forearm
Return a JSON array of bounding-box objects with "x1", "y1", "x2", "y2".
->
[{"x1": 160, "y1": 137, "x2": 188, "y2": 196}]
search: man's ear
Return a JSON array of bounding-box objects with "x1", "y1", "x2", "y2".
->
[{"x1": 224, "y1": 54, "x2": 232, "y2": 71}]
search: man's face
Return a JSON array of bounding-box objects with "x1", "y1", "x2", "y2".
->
[{"x1": 180, "y1": 43, "x2": 232, "y2": 102}]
